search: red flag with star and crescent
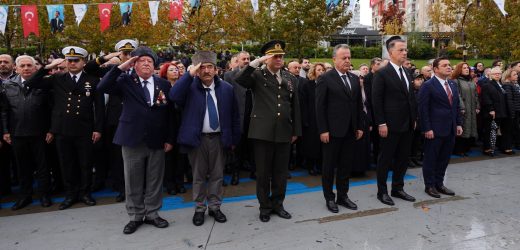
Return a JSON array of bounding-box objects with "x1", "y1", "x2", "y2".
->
[
  {"x1": 21, "y1": 5, "x2": 39, "y2": 37},
  {"x1": 98, "y1": 3, "x2": 112, "y2": 32},
  {"x1": 169, "y1": 0, "x2": 183, "y2": 22}
]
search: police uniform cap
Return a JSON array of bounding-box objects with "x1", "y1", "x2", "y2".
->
[{"x1": 115, "y1": 39, "x2": 138, "y2": 52}]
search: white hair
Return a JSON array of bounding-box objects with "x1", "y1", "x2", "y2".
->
[{"x1": 15, "y1": 55, "x2": 36, "y2": 66}]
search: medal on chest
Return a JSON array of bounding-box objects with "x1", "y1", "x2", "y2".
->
[
  {"x1": 85, "y1": 82, "x2": 91, "y2": 97},
  {"x1": 156, "y1": 89, "x2": 167, "y2": 105}
]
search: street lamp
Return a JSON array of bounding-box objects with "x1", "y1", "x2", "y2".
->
[{"x1": 461, "y1": 0, "x2": 481, "y2": 61}]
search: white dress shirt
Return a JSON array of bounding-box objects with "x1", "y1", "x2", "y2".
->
[
  {"x1": 139, "y1": 76, "x2": 154, "y2": 106},
  {"x1": 70, "y1": 71, "x2": 83, "y2": 82},
  {"x1": 389, "y1": 61, "x2": 409, "y2": 90}
]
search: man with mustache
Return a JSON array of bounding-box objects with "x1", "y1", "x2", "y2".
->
[{"x1": 170, "y1": 50, "x2": 240, "y2": 226}]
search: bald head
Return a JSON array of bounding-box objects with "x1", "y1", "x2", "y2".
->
[
  {"x1": 287, "y1": 61, "x2": 301, "y2": 76},
  {"x1": 0, "y1": 54, "x2": 14, "y2": 79}
]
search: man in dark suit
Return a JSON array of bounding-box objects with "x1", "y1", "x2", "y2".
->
[
  {"x1": 364, "y1": 57, "x2": 382, "y2": 163},
  {"x1": 85, "y1": 39, "x2": 138, "y2": 202},
  {"x1": 25, "y1": 47, "x2": 105, "y2": 210},
  {"x1": 235, "y1": 40, "x2": 302, "y2": 223},
  {"x1": 223, "y1": 51, "x2": 252, "y2": 185},
  {"x1": 1, "y1": 55, "x2": 52, "y2": 210},
  {"x1": 418, "y1": 57, "x2": 463, "y2": 198},
  {"x1": 372, "y1": 36, "x2": 418, "y2": 206},
  {"x1": 98, "y1": 46, "x2": 174, "y2": 234},
  {"x1": 122, "y1": 5, "x2": 131, "y2": 26},
  {"x1": 50, "y1": 11, "x2": 64, "y2": 33},
  {"x1": 315, "y1": 44, "x2": 364, "y2": 213}
]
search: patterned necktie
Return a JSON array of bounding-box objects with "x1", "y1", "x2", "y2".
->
[
  {"x1": 444, "y1": 81, "x2": 453, "y2": 105},
  {"x1": 399, "y1": 68, "x2": 408, "y2": 92},
  {"x1": 206, "y1": 88, "x2": 219, "y2": 130},
  {"x1": 142, "y1": 80, "x2": 151, "y2": 106},
  {"x1": 341, "y1": 74, "x2": 351, "y2": 90}
]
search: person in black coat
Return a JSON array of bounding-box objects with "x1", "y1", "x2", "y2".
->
[
  {"x1": 502, "y1": 68, "x2": 520, "y2": 148},
  {"x1": 25, "y1": 47, "x2": 105, "y2": 210},
  {"x1": 498, "y1": 69, "x2": 519, "y2": 154},
  {"x1": 364, "y1": 57, "x2": 382, "y2": 164},
  {"x1": 481, "y1": 67, "x2": 511, "y2": 155},
  {"x1": 0, "y1": 56, "x2": 53, "y2": 210},
  {"x1": 351, "y1": 73, "x2": 372, "y2": 176},
  {"x1": 301, "y1": 63, "x2": 325, "y2": 176},
  {"x1": 372, "y1": 36, "x2": 418, "y2": 206},
  {"x1": 315, "y1": 45, "x2": 364, "y2": 213}
]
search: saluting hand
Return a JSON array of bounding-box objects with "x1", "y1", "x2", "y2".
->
[
  {"x1": 104, "y1": 52, "x2": 121, "y2": 61},
  {"x1": 189, "y1": 63, "x2": 201, "y2": 77},
  {"x1": 118, "y1": 56, "x2": 138, "y2": 72},
  {"x1": 45, "y1": 58, "x2": 65, "y2": 70}
]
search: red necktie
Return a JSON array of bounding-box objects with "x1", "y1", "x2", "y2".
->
[{"x1": 444, "y1": 82, "x2": 452, "y2": 105}]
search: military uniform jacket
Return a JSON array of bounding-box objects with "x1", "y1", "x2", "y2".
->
[
  {"x1": 0, "y1": 74, "x2": 51, "y2": 136},
  {"x1": 25, "y1": 68, "x2": 105, "y2": 137},
  {"x1": 235, "y1": 65, "x2": 302, "y2": 143}
]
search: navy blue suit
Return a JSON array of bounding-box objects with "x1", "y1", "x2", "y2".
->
[
  {"x1": 418, "y1": 76, "x2": 462, "y2": 188},
  {"x1": 97, "y1": 67, "x2": 174, "y2": 149}
]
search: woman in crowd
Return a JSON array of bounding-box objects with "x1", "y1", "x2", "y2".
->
[
  {"x1": 474, "y1": 62, "x2": 485, "y2": 77},
  {"x1": 481, "y1": 67, "x2": 512, "y2": 156},
  {"x1": 452, "y1": 62, "x2": 480, "y2": 156},
  {"x1": 301, "y1": 62, "x2": 325, "y2": 175},
  {"x1": 159, "y1": 62, "x2": 187, "y2": 195},
  {"x1": 501, "y1": 69, "x2": 520, "y2": 149}
]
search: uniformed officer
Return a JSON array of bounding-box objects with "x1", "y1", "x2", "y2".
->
[
  {"x1": 85, "y1": 39, "x2": 138, "y2": 202},
  {"x1": 25, "y1": 46, "x2": 105, "y2": 210},
  {"x1": 235, "y1": 40, "x2": 302, "y2": 222}
]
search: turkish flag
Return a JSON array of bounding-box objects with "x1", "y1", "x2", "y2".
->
[
  {"x1": 169, "y1": 0, "x2": 183, "y2": 22},
  {"x1": 98, "y1": 3, "x2": 112, "y2": 32},
  {"x1": 21, "y1": 5, "x2": 39, "y2": 37}
]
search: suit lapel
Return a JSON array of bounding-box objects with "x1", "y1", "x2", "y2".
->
[
  {"x1": 432, "y1": 77, "x2": 451, "y2": 105},
  {"x1": 152, "y1": 76, "x2": 160, "y2": 106},
  {"x1": 128, "y1": 73, "x2": 149, "y2": 106},
  {"x1": 386, "y1": 65, "x2": 408, "y2": 94},
  {"x1": 332, "y1": 71, "x2": 351, "y2": 97}
]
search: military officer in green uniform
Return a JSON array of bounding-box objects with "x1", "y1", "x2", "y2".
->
[{"x1": 235, "y1": 40, "x2": 302, "y2": 222}]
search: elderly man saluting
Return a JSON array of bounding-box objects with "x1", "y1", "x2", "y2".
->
[
  {"x1": 169, "y1": 51, "x2": 240, "y2": 226},
  {"x1": 98, "y1": 46, "x2": 174, "y2": 234}
]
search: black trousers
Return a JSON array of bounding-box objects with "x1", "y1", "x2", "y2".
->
[
  {"x1": 321, "y1": 135, "x2": 355, "y2": 201},
  {"x1": 253, "y1": 139, "x2": 290, "y2": 214},
  {"x1": 423, "y1": 134, "x2": 455, "y2": 188},
  {"x1": 499, "y1": 117, "x2": 513, "y2": 151},
  {"x1": 105, "y1": 125, "x2": 124, "y2": 192},
  {"x1": 376, "y1": 130, "x2": 413, "y2": 194},
  {"x1": 0, "y1": 140, "x2": 13, "y2": 195},
  {"x1": 46, "y1": 141, "x2": 62, "y2": 192},
  {"x1": 164, "y1": 147, "x2": 187, "y2": 190},
  {"x1": 55, "y1": 135, "x2": 93, "y2": 198},
  {"x1": 12, "y1": 136, "x2": 50, "y2": 197},
  {"x1": 410, "y1": 128, "x2": 424, "y2": 159}
]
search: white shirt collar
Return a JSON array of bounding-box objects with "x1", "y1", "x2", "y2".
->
[
  {"x1": 434, "y1": 75, "x2": 448, "y2": 84},
  {"x1": 70, "y1": 71, "x2": 82, "y2": 80},
  {"x1": 139, "y1": 76, "x2": 154, "y2": 84},
  {"x1": 335, "y1": 68, "x2": 348, "y2": 77},
  {"x1": 389, "y1": 61, "x2": 403, "y2": 72},
  {"x1": 202, "y1": 81, "x2": 215, "y2": 90}
]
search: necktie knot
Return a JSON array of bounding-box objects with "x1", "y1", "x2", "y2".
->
[{"x1": 72, "y1": 75, "x2": 77, "y2": 82}]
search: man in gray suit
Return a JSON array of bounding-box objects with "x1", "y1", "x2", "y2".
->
[{"x1": 223, "y1": 51, "x2": 253, "y2": 185}]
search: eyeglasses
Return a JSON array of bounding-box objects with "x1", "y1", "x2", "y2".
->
[{"x1": 67, "y1": 58, "x2": 80, "y2": 63}]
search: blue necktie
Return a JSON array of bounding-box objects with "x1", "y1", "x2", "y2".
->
[
  {"x1": 206, "y1": 88, "x2": 219, "y2": 130},
  {"x1": 142, "y1": 80, "x2": 151, "y2": 106}
]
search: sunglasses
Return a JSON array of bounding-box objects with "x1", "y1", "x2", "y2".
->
[{"x1": 67, "y1": 58, "x2": 80, "y2": 63}]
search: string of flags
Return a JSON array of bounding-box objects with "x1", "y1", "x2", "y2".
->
[{"x1": 0, "y1": 1, "x2": 186, "y2": 38}]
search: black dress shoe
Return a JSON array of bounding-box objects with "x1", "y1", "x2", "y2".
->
[
  {"x1": 144, "y1": 216, "x2": 169, "y2": 228},
  {"x1": 326, "y1": 200, "x2": 339, "y2": 213},
  {"x1": 273, "y1": 208, "x2": 292, "y2": 219},
  {"x1": 436, "y1": 185, "x2": 455, "y2": 196},
  {"x1": 259, "y1": 213, "x2": 270, "y2": 222},
  {"x1": 40, "y1": 195, "x2": 53, "y2": 207},
  {"x1": 80, "y1": 194, "x2": 96, "y2": 206},
  {"x1": 193, "y1": 211, "x2": 205, "y2": 226},
  {"x1": 337, "y1": 197, "x2": 358, "y2": 210},
  {"x1": 209, "y1": 209, "x2": 227, "y2": 223},
  {"x1": 249, "y1": 172, "x2": 257, "y2": 180},
  {"x1": 425, "y1": 187, "x2": 441, "y2": 198},
  {"x1": 377, "y1": 193, "x2": 395, "y2": 206},
  {"x1": 231, "y1": 172, "x2": 240, "y2": 186},
  {"x1": 391, "y1": 190, "x2": 416, "y2": 202},
  {"x1": 115, "y1": 192, "x2": 125, "y2": 202},
  {"x1": 177, "y1": 186, "x2": 187, "y2": 194},
  {"x1": 123, "y1": 221, "x2": 143, "y2": 234},
  {"x1": 167, "y1": 188, "x2": 177, "y2": 195},
  {"x1": 11, "y1": 197, "x2": 32, "y2": 211},
  {"x1": 59, "y1": 197, "x2": 77, "y2": 210}
]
